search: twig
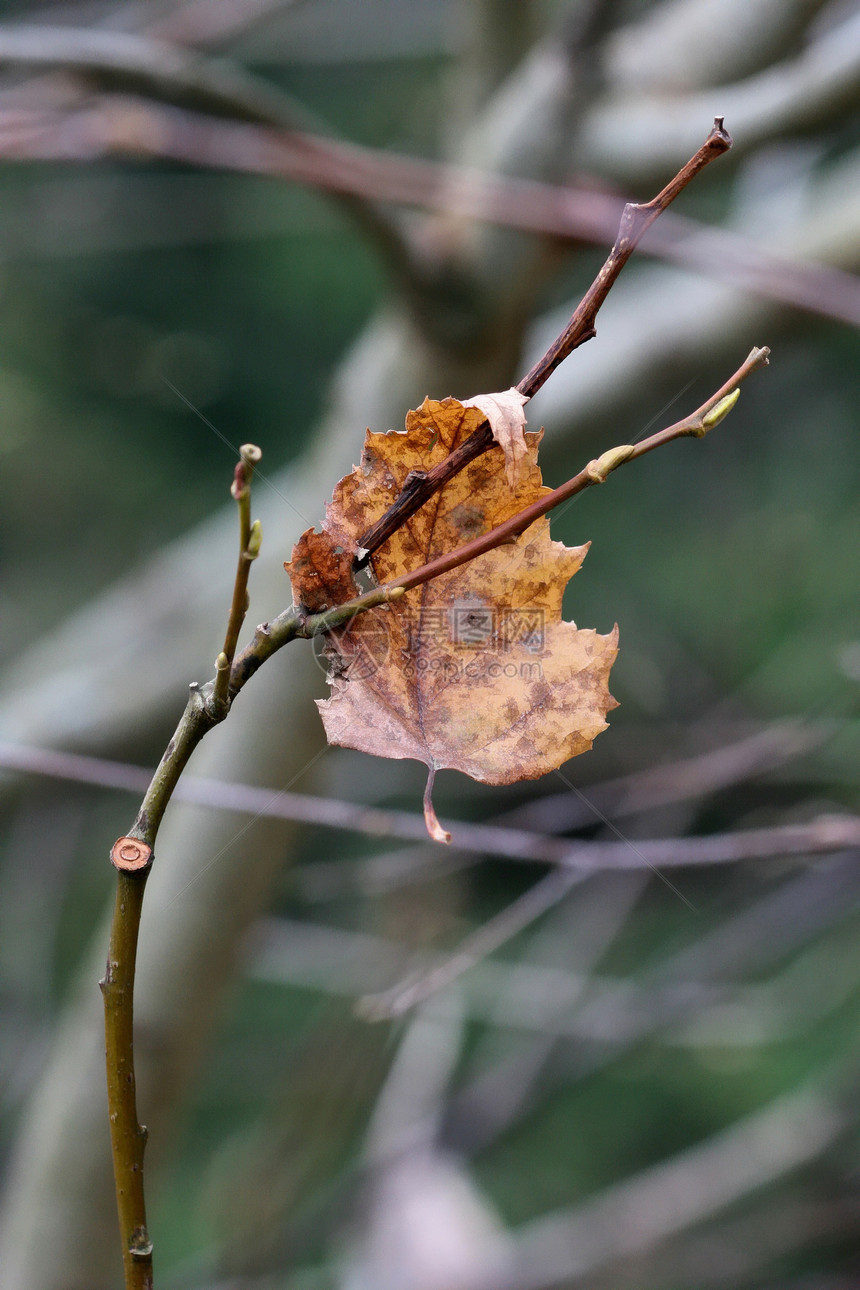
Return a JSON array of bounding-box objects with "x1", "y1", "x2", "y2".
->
[
  {"x1": 382, "y1": 346, "x2": 768, "y2": 598},
  {"x1": 517, "y1": 117, "x2": 733, "y2": 397},
  {"x1": 356, "y1": 118, "x2": 732, "y2": 561},
  {"x1": 101, "y1": 446, "x2": 257, "y2": 1287},
  {"x1": 211, "y1": 443, "x2": 261, "y2": 717}
]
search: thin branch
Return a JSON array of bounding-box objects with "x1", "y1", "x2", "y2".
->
[
  {"x1": 101, "y1": 442, "x2": 257, "y2": 1287},
  {"x1": 356, "y1": 119, "x2": 732, "y2": 560},
  {"x1": 517, "y1": 117, "x2": 733, "y2": 396},
  {"x1": 211, "y1": 443, "x2": 261, "y2": 717},
  {"x1": 383, "y1": 346, "x2": 768, "y2": 598}
]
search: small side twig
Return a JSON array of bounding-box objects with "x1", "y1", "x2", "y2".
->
[
  {"x1": 356, "y1": 118, "x2": 732, "y2": 562},
  {"x1": 211, "y1": 443, "x2": 261, "y2": 718},
  {"x1": 350, "y1": 346, "x2": 767, "y2": 604}
]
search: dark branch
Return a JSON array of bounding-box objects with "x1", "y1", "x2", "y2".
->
[{"x1": 356, "y1": 119, "x2": 732, "y2": 564}]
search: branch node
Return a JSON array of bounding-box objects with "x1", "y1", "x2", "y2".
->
[{"x1": 587, "y1": 444, "x2": 635, "y2": 483}]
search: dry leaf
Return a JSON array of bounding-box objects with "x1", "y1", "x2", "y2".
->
[
  {"x1": 464, "y1": 387, "x2": 530, "y2": 488},
  {"x1": 286, "y1": 396, "x2": 618, "y2": 841}
]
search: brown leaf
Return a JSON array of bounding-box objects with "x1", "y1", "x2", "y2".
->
[
  {"x1": 286, "y1": 396, "x2": 618, "y2": 841},
  {"x1": 464, "y1": 387, "x2": 530, "y2": 488}
]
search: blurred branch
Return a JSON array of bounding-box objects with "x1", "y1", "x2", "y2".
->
[
  {"x1": 605, "y1": 0, "x2": 832, "y2": 93},
  {"x1": 251, "y1": 857, "x2": 860, "y2": 1043},
  {"x1": 0, "y1": 93, "x2": 857, "y2": 333},
  {"x1": 502, "y1": 1081, "x2": 845, "y2": 1289},
  {"x1": 0, "y1": 25, "x2": 316, "y2": 126},
  {"x1": 0, "y1": 24, "x2": 426, "y2": 308},
  {"x1": 496, "y1": 719, "x2": 826, "y2": 829},
  {"x1": 578, "y1": 6, "x2": 860, "y2": 180},
  {"x1": 588, "y1": 1191, "x2": 860, "y2": 1290},
  {"x1": 445, "y1": 856, "x2": 860, "y2": 1153},
  {"x1": 300, "y1": 720, "x2": 827, "y2": 898},
  {"x1": 145, "y1": 0, "x2": 301, "y2": 48},
  {"x1": 359, "y1": 866, "x2": 588, "y2": 1021},
  {"x1": 2, "y1": 738, "x2": 859, "y2": 873}
]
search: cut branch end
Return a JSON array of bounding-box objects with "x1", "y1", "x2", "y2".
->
[{"x1": 110, "y1": 837, "x2": 152, "y2": 873}]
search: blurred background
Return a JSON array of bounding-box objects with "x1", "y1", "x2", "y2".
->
[{"x1": 1, "y1": 1, "x2": 860, "y2": 1287}]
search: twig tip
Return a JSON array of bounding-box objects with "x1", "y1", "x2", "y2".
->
[{"x1": 711, "y1": 116, "x2": 732, "y2": 150}]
